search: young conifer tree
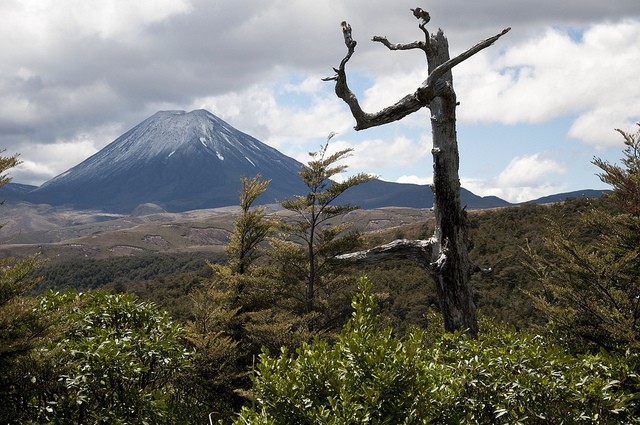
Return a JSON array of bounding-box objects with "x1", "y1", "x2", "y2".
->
[
  {"x1": 226, "y1": 175, "x2": 273, "y2": 275},
  {"x1": 528, "y1": 124, "x2": 640, "y2": 348},
  {"x1": 276, "y1": 135, "x2": 373, "y2": 313},
  {"x1": 0, "y1": 151, "x2": 20, "y2": 189},
  {"x1": 186, "y1": 174, "x2": 275, "y2": 411},
  {"x1": 186, "y1": 174, "x2": 313, "y2": 414}
]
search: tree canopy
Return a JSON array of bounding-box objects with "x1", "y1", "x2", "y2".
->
[{"x1": 527, "y1": 124, "x2": 640, "y2": 349}]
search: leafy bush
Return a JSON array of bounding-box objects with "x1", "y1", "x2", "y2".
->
[
  {"x1": 28, "y1": 290, "x2": 195, "y2": 424},
  {"x1": 233, "y1": 277, "x2": 639, "y2": 424}
]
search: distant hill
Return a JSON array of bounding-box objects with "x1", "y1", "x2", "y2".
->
[
  {"x1": 0, "y1": 182, "x2": 37, "y2": 201},
  {"x1": 338, "y1": 180, "x2": 512, "y2": 210},
  {"x1": 527, "y1": 189, "x2": 610, "y2": 204}
]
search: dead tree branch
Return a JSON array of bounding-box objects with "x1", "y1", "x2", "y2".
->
[
  {"x1": 333, "y1": 238, "x2": 436, "y2": 269},
  {"x1": 371, "y1": 37, "x2": 427, "y2": 52},
  {"x1": 332, "y1": 237, "x2": 491, "y2": 276},
  {"x1": 323, "y1": 24, "x2": 510, "y2": 131}
]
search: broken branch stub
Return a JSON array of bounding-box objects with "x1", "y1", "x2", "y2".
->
[{"x1": 333, "y1": 238, "x2": 436, "y2": 270}]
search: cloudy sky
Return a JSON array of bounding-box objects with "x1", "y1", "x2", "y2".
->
[{"x1": 1, "y1": 0, "x2": 639, "y2": 202}]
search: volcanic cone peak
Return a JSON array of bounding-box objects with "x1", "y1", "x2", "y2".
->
[{"x1": 30, "y1": 109, "x2": 305, "y2": 213}]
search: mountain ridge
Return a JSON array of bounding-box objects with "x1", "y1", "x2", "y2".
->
[{"x1": 0, "y1": 109, "x2": 609, "y2": 213}]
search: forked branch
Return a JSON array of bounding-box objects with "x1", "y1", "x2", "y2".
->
[{"x1": 323, "y1": 21, "x2": 510, "y2": 131}]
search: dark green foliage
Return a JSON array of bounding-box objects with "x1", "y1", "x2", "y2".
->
[
  {"x1": 527, "y1": 125, "x2": 640, "y2": 349},
  {"x1": 0, "y1": 254, "x2": 47, "y2": 424},
  {"x1": 35, "y1": 252, "x2": 217, "y2": 320},
  {"x1": 233, "y1": 276, "x2": 640, "y2": 424},
  {"x1": 38, "y1": 251, "x2": 216, "y2": 292},
  {"x1": 118, "y1": 268, "x2": 211, "y2": 321},
  {"x1": 0, "y1": 254, "x2": 45, "y2": 358},
  {"x1": 355, "y1": 261, "x2": 434, "y2": 332},
  {"x1": 467, "y1": 201, "x2": 590, "y2": 328},
  {"x1": 184, "y1": 264, "x2": 281, "y2": 415}
]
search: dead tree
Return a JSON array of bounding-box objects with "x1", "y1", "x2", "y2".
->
[{"x1": 324, "y1": 10, "x2": 510, "y2": 337}]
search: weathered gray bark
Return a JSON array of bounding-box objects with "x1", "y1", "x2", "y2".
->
[
  {"x1": 325, "y1": 12, "x2": 509, "y2": 337},
  {"x1": 335, "y1": 238, "x2": 436, "y2": 269}
]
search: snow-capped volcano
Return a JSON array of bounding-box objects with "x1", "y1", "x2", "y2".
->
[{"x1": 30, "y1": 109, "x2": 307, "y2": 213}]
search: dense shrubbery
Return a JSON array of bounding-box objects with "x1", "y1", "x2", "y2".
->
[
  {"x1": 39, "y1": 251, "x2": 215, "y2": 291},
  {"x1": 2, "y1": 290, "x2": 199, "y2": 424},
  {"x1": 234, "y1": 277, "x2": 640, "y2": 424},
  {"x1": 467, "y1": 197, "x2": 611, "y2": 328}
]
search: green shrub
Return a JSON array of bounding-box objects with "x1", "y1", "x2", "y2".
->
[
  {"x1": 233, "y1": 277, "x2": 639, "y2": 424},
  {"x1": 29, "y1": 290, "x2": 195, "y2": 424}
]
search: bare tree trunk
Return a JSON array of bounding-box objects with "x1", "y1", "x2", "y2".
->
[
  {"x1": 324, "y1": 13, "x2": 509, "y2": 337},
  {"x1": 427, "y1": 31, "x2": 478, "y2": 336}
]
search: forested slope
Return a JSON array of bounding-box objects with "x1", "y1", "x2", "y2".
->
[{"x1": 33, "y1": 196, "x2": 606, "y2": 329}]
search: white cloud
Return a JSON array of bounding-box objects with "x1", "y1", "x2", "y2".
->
[
  {"x1": 13, "y1": 139, "x2": 100, "y2": 185},
  {"x1": 396, "y1": 175, "x2": 431, "y2": 185},
  {"x1": 322, "y1": 134, "x2": 431, "y2": 171},
  {"x1": 194, "y1": 80, "x2": 351, "y2": 151},
  {"x1": 496, "y1": 153, "x2": 566, "y2": 187},
  {"x1": 0, "y1": 0, "x2": 192, "y2": 44},
  {"x1": 568, "y1": 107, "x2": 640, "y2": 148},
  {"x1": 10, "y1": 121, "x2": 124, "y2": 185},
  {"x1": 361, "y1": 68, "x2": 427, "y2": 113},
  {"x1": 456, "y1": 19, "x2": 640, "y2": 148},
  {"x1": 462, "y1": 153, "x2": 568, "y2": 203},
  {"x1": 281, "y1": 76, "x2": 325, "y2": 95}
]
